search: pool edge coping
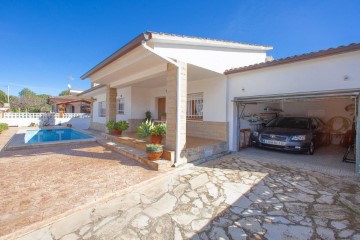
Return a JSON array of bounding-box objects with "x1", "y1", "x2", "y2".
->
[{"x1": 4, "y1": 127, "x2": 98, "y2": 151}]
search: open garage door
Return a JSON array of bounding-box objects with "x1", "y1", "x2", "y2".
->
[{"x1": 233, "y1": 90, "x2": 359, "y2": 176}]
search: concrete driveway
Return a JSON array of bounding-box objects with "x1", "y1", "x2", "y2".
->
[{"x1": 16, "y1": 153, "x2": 360, "y2": 240}]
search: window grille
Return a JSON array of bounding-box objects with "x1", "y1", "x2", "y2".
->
[
  {"x1": 187, "y1": 93, "x2": 203, "y2": 120},
  {"x1": 117, "y1": 98, "x2": 125, "y2": 114},
  {"x1": 98, "y1": 101, "x2": 106, "y2": 117}
]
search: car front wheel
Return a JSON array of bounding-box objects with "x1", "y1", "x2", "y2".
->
[{"x1": 307, "y1": 140, "x2": 315, "y2": 155}]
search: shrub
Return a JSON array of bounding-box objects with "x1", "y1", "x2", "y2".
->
[
  {"x1": 115, "y1": 120, "x2": 129, "y2": 131},
  {"x1": 106, "y1": 120, "x2": 116, "y2": 131},
  {"x1": 0, "y1": 123, "x2": 8, "y2": 134}
]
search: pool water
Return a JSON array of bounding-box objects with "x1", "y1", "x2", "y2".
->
[{"x1": 25, "y1": 129, "x2": 92, "y2": 144}]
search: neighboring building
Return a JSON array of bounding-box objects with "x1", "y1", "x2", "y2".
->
[
  {"x1": 48, "y1": 90, "x2": 91, "y2": 113},
  {"x1": 80, "y1": 31, "x2": 360, "y2": 172}
]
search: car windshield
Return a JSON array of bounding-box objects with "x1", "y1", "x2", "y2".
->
[{"x1": 266, "y1": 117, "x2": 310, "y2": 129}]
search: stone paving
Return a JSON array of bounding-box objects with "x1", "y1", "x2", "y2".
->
[
  {"x1": 17, "y1": 154, "x2": 360, "y2": 240},
  {"x1": 0, "y1": 142, "x2": 161, "y2": 238}
]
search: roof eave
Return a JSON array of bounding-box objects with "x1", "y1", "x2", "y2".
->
[
  {"x1": 80, "y1": 32, "x2": 151, "y2": 80},
  {"x1": 77, "y1": 84, "x2": 106, "y2": 96},
  {"x1": 225, "y1": 43, "x2": 360, "y2": 75},
  {"x1": 149, "y1": 31, "x2": 273, "y2": 50}
]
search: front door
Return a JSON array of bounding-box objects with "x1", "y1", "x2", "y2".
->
[{"x1": 158, "y1": 97, "x2": 166, "y2": 120}]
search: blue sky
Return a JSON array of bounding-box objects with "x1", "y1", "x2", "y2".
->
[{"x1": 1, "y1": 0, "x2": 359, "y2": 96}]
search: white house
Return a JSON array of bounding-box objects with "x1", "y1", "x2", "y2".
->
[{"x1": 79, "y1": 31, "x2": 360, "y2": 173}]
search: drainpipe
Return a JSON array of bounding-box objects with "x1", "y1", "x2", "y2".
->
[{"x1": 141, "y1": 40, "x2": 182, "y2": 166}]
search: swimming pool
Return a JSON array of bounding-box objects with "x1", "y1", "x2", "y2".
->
[{"x1": 25, "y1": 128, "x2": 93, "y2": 144}]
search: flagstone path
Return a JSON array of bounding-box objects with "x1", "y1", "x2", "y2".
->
[{"x1": 17, "y1": 154, "x2": 360, "y2": 240}]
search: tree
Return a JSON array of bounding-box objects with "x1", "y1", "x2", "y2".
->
[
  {"x1": 0, "y1": 90, "x2": 8, "y2": 107},
  {"x1": 11, "y1": 88, "x2": 52, "y2": 112},
  {"x1": 59, "y1": 90, "x2": 69, "y2": 96},
  {"x1": 19, "y1": 88, "x2": 36, "y2": 97},
  {"x1": 9, "y1": 96, "x2": 20, "y2": 112}
]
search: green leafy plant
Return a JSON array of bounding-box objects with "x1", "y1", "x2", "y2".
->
[
  {"x1": 149, "y1": 123, "x2": 166, "y2": 136},
  {"x1": 106, "y1": 120, "x2": 116, "y2": 131},
  {"x1": 136, "y1": 120, "x2": 154, "y2": 138},
  {"x1": 0, "y1": 123, "x2": 8, "y2": 133},
  {"x1": 160, "y1": 112, "x2": 166, "y2": 117},
  {"x1": 146, "y1": 144, "x2": 163, "y2": 153},
  {"x1": 145, "y1": 111, "x2": 152, "y2": 121},
  {"x1": 115, "y1": 120, "x2": 129, "y2": 131}
]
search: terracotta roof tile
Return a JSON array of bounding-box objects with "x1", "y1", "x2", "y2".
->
[{"x1": 225, "y1": 43, "x2": 360, "y2": 74}]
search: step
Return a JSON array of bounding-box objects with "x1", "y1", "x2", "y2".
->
[
  {"x1": 97, "y1": 139, "x2": 172, "y2": 171},
  {"x1": 101, "y1": 133, "x2": 174, "y2": 162}
]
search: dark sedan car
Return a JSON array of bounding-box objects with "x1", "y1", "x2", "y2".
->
[{"x1": 252, "y1": 117, "x2": 328, "y2": 155}]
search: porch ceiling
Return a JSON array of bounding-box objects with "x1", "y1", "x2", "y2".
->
[
  {"x1": 90, "y1": 46, "x2": 223, "y2": 89},
  {"x1": 113, "y1": 62, "x2": 223, "y2": 88}
]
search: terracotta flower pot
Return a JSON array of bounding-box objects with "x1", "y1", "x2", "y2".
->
[
  {"x1": 111, "y1": 129, "x2": 122, "y2": 135},
  {"x1": 146, "y1": 151, "x2": 163, "y2": 160},
  {"x1": 150, "y1": 134, "x2": 163, "y2": 144}
]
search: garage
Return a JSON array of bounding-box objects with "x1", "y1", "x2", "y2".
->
[
  {"x1": 226, "y1": 43, "x2": 360, "y2": 176},
  {"x1": 234, "y1": 91, "x2": 358, "y2": 176}
]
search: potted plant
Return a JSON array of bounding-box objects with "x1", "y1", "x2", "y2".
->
[
  {"x1": 106, "y1": 120, "x2": 129, "y2": 135},
  {"x1": 106, "y1": 120, "x2": 120, "y2": 135},
  {"x1": 115, "y1": 120, "x2": 129, "y2": 135},
  {"x1": 137, "y1": 121, "x2": 167, "y2": 144},
  {"x1": 136, "y1": 120, "x2": 153, "y2": 138},
  {"x1": 160, "y1": 112, "x2": 166, "y2": 121},
  {"x1": 146, "y1": 144, "x2": 163, "y2": 160},
  {"x1": 145, "y1": 111, "x2": 152, "y2": 121},
  {"x1": 149, "y1": 123, "x2": 166, "y2": 144}
]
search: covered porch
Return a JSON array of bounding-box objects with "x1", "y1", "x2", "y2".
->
[
  {"x1": 100, "y1": 131, "x2": 228, "y2": 165},
  {"x1": 85, "y1": 42, "x2": 228, "y2": 164}
]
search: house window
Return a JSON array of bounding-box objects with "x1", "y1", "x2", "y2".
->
[
  {"x1": 98, "y1": 101, "x2": 106, "y2": 117},
  {"x1": 117, "y1": 98, "x2": 125, "y2": 114},
  {"x1": 187, "y1": 93, "x2": 203, "y2": 120}
]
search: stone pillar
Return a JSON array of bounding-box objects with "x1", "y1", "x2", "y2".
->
[
  {"x1": 166, "y1": 61, "x2": 187, "y2": 164},
  {"x1": 106, "y1": 85, "x2": 117, "y2": 124}
]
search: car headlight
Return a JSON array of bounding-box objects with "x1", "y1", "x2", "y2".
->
[
  {"x1": 290, "y1": 135, "x2": 306, "y2": 141},
  {"x1": 253, "y1": 131, "x2": 259, "y2": 137}
]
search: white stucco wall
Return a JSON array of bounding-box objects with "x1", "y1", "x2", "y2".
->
[
  {"x1": 131, "y1": 87, "x2": 151, "y2": 119},
  {"x1": 227, "y1": 51, "x2": 360, "y2": 151},
  {"x1": 65, "y1": 102, "x2": 82, "y2": 113},
  {"x1": 228, "y1": 51, "x2": 360, "y2": 98},
  {"x1": 188, "y1": 77, "x2": 227, "y2": 122},
  {"x1": 92, "y1": 92, "x2": 106, "y2": 124},
  {"x1": 153, "y1": 43, "x2": 267, "y2": 73},
  {"x1": 116, "y1": 87, "x2": 132, "y2": 121},
  {"x1": 1, "y1": 118, "x2": 90, "y2": 129},
  {"x1": 142, "y1": 77, "x2": 227, "y2": 122}
]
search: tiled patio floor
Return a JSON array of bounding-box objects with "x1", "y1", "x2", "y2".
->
[
  {"x1": 121, "y1": 132, "x2": 222, "y2": 149},
  {"x1": 0, "y1": 141, "x2": 162, "y2": 237}
]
